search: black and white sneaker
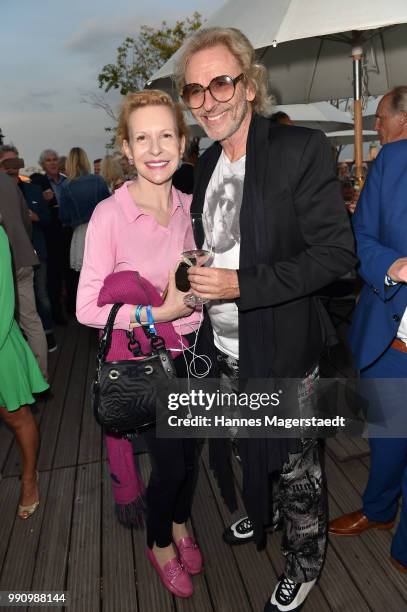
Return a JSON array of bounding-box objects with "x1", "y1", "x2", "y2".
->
[
  {"x1": 223, "y1": 516, "x2": 254, "y2": 545},
  {"x1": 264, "y1": 575, "x2": 316, "y2": 611}
]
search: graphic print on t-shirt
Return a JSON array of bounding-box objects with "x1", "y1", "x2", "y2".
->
[
  {"x1": 203, "y1": 151, "x2": 246, "y2": 359},
  {"x1": 206, "y1": 176, "x2": 243, "y2": 254}
]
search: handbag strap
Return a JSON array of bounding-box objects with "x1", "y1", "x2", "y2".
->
[
  {"x1": 97, "y1": 302, "x2": 168, "y2": 365},
  {"x1": 97, "y1": 302, "x2": 124, "y2": 363}
]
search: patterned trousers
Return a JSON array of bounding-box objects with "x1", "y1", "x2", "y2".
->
[{"x1": 217, "y1": 350, "x2": 327, "y2": 583}]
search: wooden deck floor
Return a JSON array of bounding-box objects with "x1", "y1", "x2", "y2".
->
[{"x1": 1, "y1": 315, "x2": 406, "y2": 612}]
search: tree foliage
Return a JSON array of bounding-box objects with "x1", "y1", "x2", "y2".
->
[{"x1": 98, "y1": 12, "x2": 202, "y2": 95}]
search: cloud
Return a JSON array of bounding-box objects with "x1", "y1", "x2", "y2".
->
[
  {"x1": 30, "y1": 89, "x2": 60, "y2": 99},
  {"x1": 65, "y1": 17, "x2": 142, "y2": 55},
  {"x1": 5, "y1": 89, "x2": 61, "y2": 113}
]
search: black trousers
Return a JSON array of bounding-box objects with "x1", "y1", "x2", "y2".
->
[
  {"x1": 45, "y1": 221, "x2": 72, "y2": 320},
  {"x1": 143, "y1": 432, "x2": 198, "y2": 548},
  {"x1": 142, "y1": 333, "x2": 200, "y2": 549}
]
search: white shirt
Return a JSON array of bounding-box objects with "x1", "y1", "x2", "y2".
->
[{"x1": 203, "y1": 151, "x2": 246, "y2": 358}]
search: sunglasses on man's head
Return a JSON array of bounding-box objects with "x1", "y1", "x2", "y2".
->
[{"x1": 181, "y1": 74, "x2": 245, "y2": 109}]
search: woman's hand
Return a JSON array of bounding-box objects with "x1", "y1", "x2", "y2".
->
[{"x1": 129, "y1": 269, "x2": 193, "y2": 329}]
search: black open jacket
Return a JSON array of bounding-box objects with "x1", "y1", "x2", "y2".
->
[{"x1": 192, "y1": 114, "x2": 357, "y2": 544}]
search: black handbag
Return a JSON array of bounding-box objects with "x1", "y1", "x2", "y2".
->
[{"x1": 92, "y1": 303, "x2": 177, "y2": 434}]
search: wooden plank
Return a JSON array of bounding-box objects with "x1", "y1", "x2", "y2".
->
[
  {"x1": 327, "y1": 493, "x2": 404, "y2": 612},
  {"x1": 326, "y1": 437, "x2": 370, "y2": 463},
  {"x1": 35, "y1": 324, "x2": 79, "y2": 471},
  {"x1": 0, "y1": 423, "x2": 14, "y2": 475},
  {"x1": 0, "y1": 471, "x2": 51, "y2": 590},
  {"x1": 67, "y1": 462, "x2": 101, "y2": 612},
  {"x1": 45, "y1": 321, "x2": 68, "y2": 386},
  {"x1": 201, "y1": 446, "x2": 277, "y2": 612},
  {"x1": 328, "y1": 454, "x2": 369, "y2": 495},
  {"x1": 326, "y1": 438, "x2": 351, "y2": 463},
  {"x1": 133, "y1": 455, "x2": 174, "y2": 612},
  {"x1": 333, "y1": 437, "x2": 369, "y2": 461},
  {"x1": 326, "y1": 453, "x2": 407, "y2": 607},
  {"x1": 0, "y1": 476, "x2": 20, "y2": 574},
  {"x1": 319, "y1": 540, "x2": 370, "y2": 611},
  {"x1": 350, "y1": 437, "x2": 370, "y2": 455},
  {"x1": 101, "y1": 461, "x2": 138, "y2": 612},
  {"x1": 189, "y1": 461, "x2": 252, "y2": 611},
  {"x1": 77, "y1": 329, "x2": 101, "y2": 466},
  {"x1": 31, "y1": 467, "x2": 76, "y2": 591},
  {"x1": 53, "y1": 326, "x2": 91, "y2": 469}
]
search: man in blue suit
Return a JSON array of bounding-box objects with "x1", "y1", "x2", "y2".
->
[{"x1": 329, "y1": 87, "x2": 407, "y2": 573}]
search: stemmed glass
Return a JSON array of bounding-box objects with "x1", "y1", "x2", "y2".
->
[{"x1": 182, "y1": 213, "x2": 214, "y2": 306}]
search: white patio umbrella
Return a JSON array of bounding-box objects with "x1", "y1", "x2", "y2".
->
[
  {"x1": 274, "y1": 102, "x2": 353, "y2": 131},
  {"x1": 150, "y1": 0, "x2": 407, "y2": 181},
  {"x1": 326, "y1": 129, "x2": 378, "y2": 147}
]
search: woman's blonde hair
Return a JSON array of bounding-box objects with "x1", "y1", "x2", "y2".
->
[
  {"x1": 66, "y1": 147, "x2": 91, "y2": 180},
  {"x1": 100, "y1": 155, "x2": 125, "y2": 191},
  {"x1": 116, "y1": 89, "x2": 189, "y2": 148},
  {"x1": 174, "y1": 27, "x2": 273, "y2": 117}
]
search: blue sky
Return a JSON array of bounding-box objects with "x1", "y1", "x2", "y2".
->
[{"x1": 0, "y1": 0, "x2": 222, "y2": 168}]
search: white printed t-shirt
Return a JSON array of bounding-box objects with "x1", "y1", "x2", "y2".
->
[{"x1": 203, "y1": 150, "x2": 246, "y2": 359}]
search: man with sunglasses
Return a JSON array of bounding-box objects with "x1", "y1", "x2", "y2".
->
[{"x1": 175, "y1": 27, "x2": 356, "y2": 612}]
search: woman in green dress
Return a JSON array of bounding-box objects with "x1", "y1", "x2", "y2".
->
[{"x1": 0, "y1": 222, "x2": 48, "y2": 518}]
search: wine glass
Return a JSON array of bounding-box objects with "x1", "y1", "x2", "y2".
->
[{"x1": 182, "y1": 213, "x2": 214, "y2": 306}]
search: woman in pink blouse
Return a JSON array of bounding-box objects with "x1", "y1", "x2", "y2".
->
[{"x1": 77, "y1": 91, "x2": 202, "y2": 598}]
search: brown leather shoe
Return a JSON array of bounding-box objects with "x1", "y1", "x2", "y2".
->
[
  {"x1": 390, "y1": 556, "x2": 407, "y2": 573},
  {"x1": 329, "y1": 509, "x2": 395, "y2": 536}
]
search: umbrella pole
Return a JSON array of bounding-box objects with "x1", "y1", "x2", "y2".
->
[{"x1": 352, "y1": 32, "x2": 364, "y2": 186}]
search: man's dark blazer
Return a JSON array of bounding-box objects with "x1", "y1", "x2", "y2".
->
[
  {"x1": 349, "y1": 139, "x2": 407, "y2": 370},
  {"x1": 30, "y1": 172, "x2": 58, "y2": 201},
  {"x1": 192, "y1": 114, "x2": 357, "y2": 378},
  {"x1": 19, "y1": 181, "x2": 50, "y2": 261}
]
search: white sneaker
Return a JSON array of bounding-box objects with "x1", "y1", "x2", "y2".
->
[
  {"x1": 222, "y1": 516, "x2": 254, "y2": 545},
  {"x1": 265, "y1": 575, "x2": 317, "y2": 611}
]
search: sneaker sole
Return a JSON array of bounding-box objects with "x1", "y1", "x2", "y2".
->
[
  {"x1": 264, "y1": 601, "x2": 306, "y2": 612},
  {"x1": 223, "y1": 532, "x2": 255, "y2": 545}
]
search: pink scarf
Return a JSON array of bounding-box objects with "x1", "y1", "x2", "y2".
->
[{"x1": 97, "y1": 270, "x2": 187, "y2": 527}]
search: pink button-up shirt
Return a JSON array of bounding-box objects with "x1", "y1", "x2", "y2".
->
[{"x1": 76, "y1": 182, "x2": 200, "y2": 335}]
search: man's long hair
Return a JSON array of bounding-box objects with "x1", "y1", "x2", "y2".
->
[{"x1": 174, "y1": 27, "x2": 274, "y2": 117}]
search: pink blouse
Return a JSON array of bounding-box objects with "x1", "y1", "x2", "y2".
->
[{"x1": 76, "y1": 182, "x2": 200, "y2": 335}]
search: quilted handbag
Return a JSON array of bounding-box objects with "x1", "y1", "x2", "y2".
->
[{"x1": 92, "y1": 303, "x2": 176, "y2": 434}]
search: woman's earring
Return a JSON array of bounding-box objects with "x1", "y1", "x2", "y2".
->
[{"x1": 128, "y1": 157, "x2": 134, "y2": 165}]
